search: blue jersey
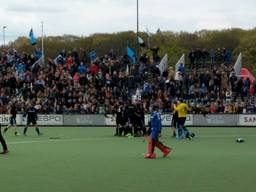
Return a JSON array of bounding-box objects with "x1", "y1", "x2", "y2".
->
[{"x1": 150, "y1": 111, "x2": 162, "y2": 140}]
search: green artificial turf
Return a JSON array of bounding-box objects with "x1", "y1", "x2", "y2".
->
[{"x1": 0, "y1": 127, "x2": 256, "y2": 192}]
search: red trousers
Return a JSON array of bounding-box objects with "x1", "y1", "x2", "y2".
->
[{"x1": 147, "y1": 137, "x2": 169, "y2": 154}]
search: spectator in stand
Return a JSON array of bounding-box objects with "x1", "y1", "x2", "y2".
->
[
  {"x1": 66, "y1": 55, "x2": 73, "y2": 71},
  {"x1": 150, "y1": 47, "x2": 160, "y2": 64},
  {"x1": 202, "y1": 49, "x2": 209, "y2": 67},
  {"x1": 90, "y1": 63, "x2": 99, "y2": 75},
  {"x1": 209, "y1": 50, "x2": 216, "y2": 68},
  {"x1": 194, "y1": 48, "x2": 202, "y2": 68},
  {"x1": 229, "y1": 72, "x2": 237, "y2": 92},
  {"x1": 78, "y1": 61, "x2": 87, "y2": 74},
  {"x1": 253, "y1": 81, "x2": 256, "y2": 96},
  {"x1": 0, "y1": 46, "x2": 253, "y2": 116},
  {"x1": 178, "y1": 63, "x2": 185, "y2": 74},
  {"x1": 234, "y1": 78, "x2": 244, "y2": 102},
  {"x1": 188, "y1": 49, "x2": 195, "y2": 69},
  {"x1": 210, "y1": 102, "x2": 217, "y2": 114},
  {"x1": 216, "y1": 48, "x2": 223, "y2": 66},
  {"x1": 243, "y1": 78, "x2": 250, "y2": 97}
]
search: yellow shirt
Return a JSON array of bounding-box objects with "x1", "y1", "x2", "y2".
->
[{"x1": 175, "y1": 103, "x2": 189, "y2": 118}]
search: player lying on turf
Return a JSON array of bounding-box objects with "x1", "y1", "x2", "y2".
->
[{"x1": 145, "y1": 105, "x2": 172, "y2": 159}]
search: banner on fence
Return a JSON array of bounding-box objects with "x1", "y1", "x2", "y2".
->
[
  {"x1": 105, "y1": 114, "x2": 193, "y2": 126},
  {"x1": 0, "y1": 114, "x2": 255, "y2": 127},
  {"x1": 193, "y1": 114, "x2": 238, "y2": 127},
  {"x1": 0, "y1": 115, "x2": 63, "y2": 126},
  {"x1": 239, "y1": 115, "x2": 256, "y2": 126}
]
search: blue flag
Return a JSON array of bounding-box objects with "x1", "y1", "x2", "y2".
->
[
  {"x1": 35, "y1": 50, "x2": 42, "y2": 59},
  {"x1": 29, "y1": 28, "x2": 37, "y2": 46},
  {"x1": 127, "y1": 46, "x2": 136, "y2": 64},
  {"x1": 89, "y1": 51, "x2": 97, "y2": 61}
]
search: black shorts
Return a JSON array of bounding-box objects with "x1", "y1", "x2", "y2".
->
[
  {"x1": 117, "y1": 120, "x2": 127, "y2": 127},
  {"x1": 10, "y1": 116, "x2": 16, "y2": 126},
  {"x1": 27, "y1": 118, "x2": 37, "y2": 125},
  {"x1": 134, "y1": 118, "x2": 144, "y2": 127},
  {"x1": 172, "y1": 114, "x2": 178, "y2": 127},
  {"x1": 178, "y1": 117, "x2": 186, "y2": 127},
  {"x1": 128, "y1": 117, "x2": 136, "y2": 125}
]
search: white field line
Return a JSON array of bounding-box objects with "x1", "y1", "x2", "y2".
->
[
  {"x1": 6, "y1": 135, "x2": 256, "y2": 145},
  {"x1": 198, "y1": 135, "x2": 256, "y2": 138},
  {"x1": 7, "y1": 137, "x2": 119, "y2": 145}
]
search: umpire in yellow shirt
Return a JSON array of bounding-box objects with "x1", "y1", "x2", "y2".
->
[
  {"x1": 175, "y1": 100, "x2": 195, "y2": 139},
  {"x1": 175, "y1": 101, "x2": 189, "y2": 127}
]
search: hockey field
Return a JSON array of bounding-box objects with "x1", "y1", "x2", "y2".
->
[{"x1": 1, "y1": 127, "x2": 256, "y2": 192}]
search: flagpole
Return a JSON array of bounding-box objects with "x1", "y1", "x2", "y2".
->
[
  {"x1": 3, "y1": 26, "x2": 7, "y2": 46},
  {"x1": 126, "y1": 40, "x2": 130, "y2": 75},
  {"x1": 147, "y1": 36, "x2": 150, "y2": 50},
  {"x1": 41, "y1": 21, "x2": 45, "y2": 64},
  {"x1": 136, "y1": 0, "x2": 139, "y2": 64},
  {"x1": 146, "y1": 28, "x2": 150, "y2": 50}
]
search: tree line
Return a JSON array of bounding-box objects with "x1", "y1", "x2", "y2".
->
[{"x1": 6, "y1": 28, "x2": 256, "y2": 75}]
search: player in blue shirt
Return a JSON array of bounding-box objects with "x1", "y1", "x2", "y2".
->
[{"x1": 145, "y1": 105, "x2": 172, "y2": 159}]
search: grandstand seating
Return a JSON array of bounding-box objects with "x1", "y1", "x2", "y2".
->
[{"x1": 0, "y1": 48, "x2": 255, "y2": 115}]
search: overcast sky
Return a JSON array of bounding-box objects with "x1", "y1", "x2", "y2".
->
[{"x1": 1, "y1": 0, "x2": 256, "y2": 44}]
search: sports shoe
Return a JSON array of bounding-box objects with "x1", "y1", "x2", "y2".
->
[
  {"x1": 185, "y1": 133, "x2": 192, "y2": 140},
  {"x1": 145, "y1": 153, "x2": 156, "y2": 159},
  {"x1": 0, "y1": 150, "x2": 9, "y2": 155},
  {"x1": 163, "y1": 148, "x2": 172, "y2": 158}
]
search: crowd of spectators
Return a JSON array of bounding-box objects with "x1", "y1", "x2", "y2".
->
[
  {"x1": 188, "y1": 48, "x2": 232, "y2": 69},
  {"x1": 0, "y1": 47, "x2": 255, "y2": 115}
]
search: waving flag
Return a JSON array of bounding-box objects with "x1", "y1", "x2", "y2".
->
[
  {"x1": 146, "y1": 28, "x2": 153, "y2": 37},
  {"x1": 127, "y1": 46, "x2": 136, "y2": 64},
  {"x1": 29, "y1": 28, "x2": 37, "y2": 46},
  {"x1": 158, "y1": 54, "x2": 168, "y2": 75},
  {"x1": 234, "y1": 53, "x2": 242, "y2": 76},
  {"x1": 89, "y1": 51, "x2": 97, "y2": 61},
  {"x1": 138, "y1": 36, "x2": 146, "y2": 47},
  {"x1": 175, "y1": 54, "x2": 185, "y2": 72}
]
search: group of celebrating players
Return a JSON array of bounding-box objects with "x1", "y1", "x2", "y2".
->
[
  {"x1": 1, "y1": 100, "x2": 194, "y2": 159},
  {"x1": 113, "y1": 100, "x2": 195, "y2": 159},
  {"x1": 113, "y1": 101, "x2": 146, "y2": 137},
  {"x1": 0, "y1": 102, "x2": 42, "y2": 154}
]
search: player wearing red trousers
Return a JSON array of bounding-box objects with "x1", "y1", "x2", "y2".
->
[{"x1": 145, "y1": 105, "x2": 172, "y2": 159}]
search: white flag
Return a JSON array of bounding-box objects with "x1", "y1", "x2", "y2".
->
[
  {"x1": 126, "y1": 64, "x2": 129, "y2": 75},
  {"x1": 175, "y1": 54, "x2": 185, "y2": 72},
  {"x1": 146, "y1": 28, "x2": 153, "y2": 37},
  {"x1": 234, "y1": 53, "x2": 242, "y2": 76},
  {"x1": 138, "y1": 36, "x2": 144, "y2": 44},
  {"x1": 158, "y1": 54, "x2": 168, "y2": 75}
]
